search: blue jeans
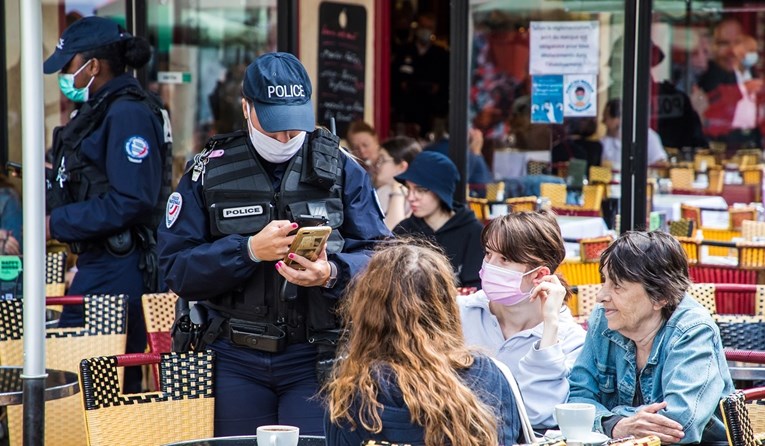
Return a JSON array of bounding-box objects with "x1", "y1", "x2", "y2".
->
[{"x1": 211, "y1": 339, "x2": 324, "y2": 436}]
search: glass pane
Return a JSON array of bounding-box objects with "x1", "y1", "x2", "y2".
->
[
  {"x1": 4, "y1": 1, "x2": 127, "y2": 167},
  {"x1": 144, "y1": 0, "x2": 278, "y2": 184}
]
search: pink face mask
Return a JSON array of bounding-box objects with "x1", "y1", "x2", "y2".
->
[{"x1": 479, "y1": 261, "x2": 541, "y2": 306}]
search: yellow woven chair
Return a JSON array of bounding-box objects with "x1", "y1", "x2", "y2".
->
[
  {"x1": 588, "y1": 166, "x2": 612, "y2": 185},
  {"x1": 708, "y1": 166, "x2": 724, "y2": 194},
  {"x1": 719, "y1": 386, "x2": 765, "y2": 446},
  {"x1": 670, "y1": 167, "x2": 695, "y2": 190},
  {"x1": 0, "y1": 294, "x2": 127, "y2": 446},
  {"x1": 467, "y1": 197, "x2": 490, "y2": 223},
  {"x1": 740, "y1": 165, "x2": 763, "y2": 203},
  {"x1": 505, "y1": 196, "x2": 537, "y2": 213},
  {"x1": 743, "y1": 220, "x2": 765, "y2": 241},
  {"x1": 674, "y1": 236, "x2": 700, "y2": 264},
  {"x1": 702, "y1": 227, "x2": 742, "y2": 257},
  {"x1": 553, "y1": 184, "x2": 605, "y2": 217},
  {"x1": 540, "y1": 183, "x2": 567, "y2": 207},
  {"x1": 694, "y1": 153, "x2": 717, "y2": 172},
  {"x1": 142, "y1": 292, "x2": 179, "y2": 388},
  {"x1": 485, "y1": 181, "x2": 506, "y2": 202},
  {"x1": 556, "y1": 260, "x2": 601, "y2": 287},
  {"x1": 79, "y1": 350, "x2": 215, "y2": 446},
  {"x1": 737, "y1": 242, "x2": 765, "y2": 270}
]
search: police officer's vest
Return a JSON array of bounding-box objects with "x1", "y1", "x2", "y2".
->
[
  {"x1": 200, "y1": 128, "x2": 344, "y2": 343},
  {"x1": 47, "y1": 86, "x2": 173, "y2": 232}
]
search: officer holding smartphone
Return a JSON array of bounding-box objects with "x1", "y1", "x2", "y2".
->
[{"x1": 157, "y1": 52, "x2": 389, "y2": 436}]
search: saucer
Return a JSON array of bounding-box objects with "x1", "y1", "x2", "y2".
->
[{"x1": 566, "y1": 431, "x2": 610, "y2": 446}]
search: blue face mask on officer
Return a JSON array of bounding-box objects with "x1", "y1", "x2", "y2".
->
[{"x1": 58, "y1": 58, "x2": 95, "y2": 102}]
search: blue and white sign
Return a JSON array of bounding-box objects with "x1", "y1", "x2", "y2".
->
[
  {"x1": 564, "y1": 74, "x2": 597, "y2": 117},
  {"x1": 531, "y1": 75, "x2": 564, "y2": 124},
  {"x1": 125, "y1": 136, "x2": 150, "y2": 163}
]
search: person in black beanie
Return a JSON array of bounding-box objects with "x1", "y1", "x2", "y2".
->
[{"x1": 393, "y1": 151, "x2": 484, "y2": 288}]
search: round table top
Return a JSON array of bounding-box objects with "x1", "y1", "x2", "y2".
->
[
  {"x1": 0, "y1": 366, "x2": 80, "y2": 406},
  {"x1": 163, "y1": 435, "x2": 326, "y2": 446}
]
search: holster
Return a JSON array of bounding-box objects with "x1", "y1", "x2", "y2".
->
[{"x1": 225, "y1": 319, "x2": 287, "y2": 353}]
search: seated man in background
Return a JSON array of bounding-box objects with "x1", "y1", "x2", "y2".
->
[{"x1": 601, "y1": 98, "x2": 667, "y2": 170}]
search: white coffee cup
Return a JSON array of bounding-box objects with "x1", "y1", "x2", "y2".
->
[
  {"x1": 554, "y1": 402, "x2": 596, "y2": 440},
  {"x1": 256, "y1": 425, "x2": 299, "y2": 446}
]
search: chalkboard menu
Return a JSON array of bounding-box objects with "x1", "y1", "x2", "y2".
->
[{"x1": 316, "y1": 2, "x2": 367, "y2": 138}]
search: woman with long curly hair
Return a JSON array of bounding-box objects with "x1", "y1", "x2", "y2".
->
[{"x1": 324, "y1": 240, "x2": 520, "y2": 446}]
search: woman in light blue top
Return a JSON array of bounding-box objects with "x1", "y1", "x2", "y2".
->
[{"x1": 568, "y1": 231, "x2": 734, "y2": 444}]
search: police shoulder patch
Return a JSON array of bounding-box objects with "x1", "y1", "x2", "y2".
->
[
  {"x1": 125, "y1": 136, "x2": 150, "y2": 163},
  {"x1": 165, "y1": 192, "x2": 183, "y2": 228}
]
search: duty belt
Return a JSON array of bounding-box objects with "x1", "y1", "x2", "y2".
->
[{"x1": 222, "y1": 319, "x2": 304, "y2": 353}]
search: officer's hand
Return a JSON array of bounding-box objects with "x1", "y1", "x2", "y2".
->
[
  {"x1": 275, "y1": 245, "x2": 331, "y2": 288},
  {"x1": 248, "y1": 220, "x2": 297, "y2": 261}
]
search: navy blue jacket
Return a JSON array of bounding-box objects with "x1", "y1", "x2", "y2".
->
[
  {"x1": 324, "y1": 354, "x2": 522, "y2": 446},
  {"x1": 157, "y1": 143, "x2": 390, "y2": 300},
  {"x1": 49, "y1": 74, "x2": 164, "y2": 243}
]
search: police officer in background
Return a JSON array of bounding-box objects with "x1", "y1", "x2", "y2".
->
[
  {"x1": 43, "y1": 16, "x2": 172, "y2": 392},
  {"x1": 157, "y1": 52, "x2": 389, "y2": 435}
]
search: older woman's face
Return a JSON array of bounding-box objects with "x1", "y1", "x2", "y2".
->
[{"x1": 597, "y1": 270, "x2": 665, "y2": 338}]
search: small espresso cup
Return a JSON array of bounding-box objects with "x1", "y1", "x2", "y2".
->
[
  {"x1": 554, "y1": 402, "x2": 596, "y2": 440},
  {"x1": 256, "y1": 425, "x2": 299, "y2": 446}
]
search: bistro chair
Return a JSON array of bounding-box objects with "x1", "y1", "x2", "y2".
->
[
  {"x1": 687, "y1": 283, "x2": 718, "y2": 315},
  {"x1": 730, "y1": 208, "x2": 758, "y2": 232},
  {"x1": 553, "y1": 184, "x2": 605, "y2": 217},
  {"x1": 142, "y1": 292, "x2": 179, "y2": 389},
  {"x1": 680, "y1": 204, "x2": 702, "y2": 230},
  {"x1": 707, "y1": 166, "x2": 725, "y2": 195},
  {"x1": 694, "y1": 153, "x2": 717, "y2": 172},
  {"x1": 669, "y1": 219, "x2": 696, "y2": 238},
  {"x1": 743, "y1": 220, "x2": 765, "y2": 241},
  {"x1": 719, "y1": 385, "x2": 765, "y2": 445},
  {"x1": 467, "y1": 197, "x2": 490, "y2": 223},
  {"x1": 674, "y1": 236, "x2": 700, "y2": 264},
  {"x1": 46, "y1": 251, "x2": 67, "y2": 297},
  {"x1": 556, "y1": 260, "x2": 601, "y2": 287},
  {"x1": 569, "y1": 284, "x2": 601, "y2": 327},
  {"x1": 79, "y1": 350, "x2": 215, "y2": 446},
  {"x1": 505, "y1": 196, "x2": 537, "y2": 213},
  {"x1": 579, "y1": 235, "x2": 613, "y2": 263},
  {"x1": 485, "y1": 181, "x2": 506, "y2": 202},
  {"x1": 670, "y1": 167, "x2": 695, "y2": 191},
  {"x1": 714, "y1": 315, "x2": 765, "y2": 351},
  {"x1": 527, "y1": 159, "x2": 549, "y2": 175},
  {"x1": 588, "y1": 165, "x2": 613, "y2": 187},
  {"x1": 0, "y1": 294, "x2": 127, "y2": 446},
  {"x1": 540, "y1": 183, "x2": 567, "y2": 208},
  {"x1": 740, "y1": 165, "x2": 764, "y2": 203}
]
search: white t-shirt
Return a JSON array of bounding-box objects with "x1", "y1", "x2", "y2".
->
[{"x1": 601, "y1": 129, "x2": 667, "y2": 170}]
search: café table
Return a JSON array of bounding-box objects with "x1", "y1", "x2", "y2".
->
[
  {"x1": 652, "y1": 194, "x2": 729, "y2": 226},
  {"x1": 0, "y1": 366, "x2": 79, "y2": 406},
  {"x1": 163, "y1": 436, "x2": 326, "y2": 446}
]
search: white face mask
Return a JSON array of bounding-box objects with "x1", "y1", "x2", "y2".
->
[
  {"x1": 245, "y1": 102, "x2": 305, "y2": 163},
  {"x1": 743, "y1": 52, "x2": 759, "y2": 69}
]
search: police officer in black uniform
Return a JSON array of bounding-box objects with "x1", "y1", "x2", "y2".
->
[
  {"x1": 43, "y1": 16, "x2": 172, "y2": 393},
  {"x1": 157, "y1": 52, "x2": 389, "y2": 436}
]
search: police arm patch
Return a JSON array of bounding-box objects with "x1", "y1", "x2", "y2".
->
[
  {"x1": 166, "y1": 192, "x2": 183, "y2": 228},
  {"x1": 125, "y1": 136, "x2": 150, "y2": 163}
]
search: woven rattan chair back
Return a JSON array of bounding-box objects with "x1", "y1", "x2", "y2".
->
[
  {"x1": 142, "y1": 292, "x2": 179, "y2": 389},
  {"x1": 730, "y1": 208, "x2": 758, "y2": 232},
  {"x1": 485, "y1": 181, "x2": 505, "y2": 202},
  {"x1": 581, "y1": 184, "x2": 605, "y2": 211},
  {"x1": 527, "y1": 160, "x2": 549, "y2": 175},
  {"x1": 680, "y1": 204, "x2": 702, "y2": 229},
  {"x1": 46, "y1": 251, "x2": 67, "y2": 296},
  {"x1": 670, "y1": 167, "x2": 695, "y2": 190},
  {"x1": 708, "y1": 166, "x2": 724, "y2": 194},
  {"x1": 714, "y1": 315, "x2": 765, "y2": 351},
  {"x1": 579, "y1": 236, "x2": 613, "y2": 263},
  {"x1": 743, "y1": 220, "x2": 765, "y2": 242},
  {"x1": 694, "y1": 154, "x2": 717, "y2": 172},
  {"x1": 737, "y1": 242, "x2": 765, "y2": 270},
  {"x1": 740, "y1": 165, "x2": 763, "y2": 203},
  {"x1": 540, "y1": 183, "x2": 567, "y2": 208},
  {"x1": 669, "y1": 219, "x2": 696, "y2": 238},
  {"x1": 573, "y1": 284, "x2": 601, "y2": 318},
  {"x1": 675, "y1": 236, "x2": 700, "y2": 264},
  {"x1": 79, "y1": 351, "x2": 215, "y2": 446},
  {"x1": 687, "y1": 283, "x2": 717, "y2": 315},
  {"x1": 506, "y1": 196, "x2": 538, "y2": 213},
  {"x1": 467, "y1": 197, "x2": 490, "y2": 223},
  {"x1": 0, "y1": 294, "x2": 127, "y2": 446},
  {"x1": 588, "y1": 166, "x2": 612, "y2": 185},
  {"x1": 720, "y1": 387, "x2": 765, "y2": 446}
]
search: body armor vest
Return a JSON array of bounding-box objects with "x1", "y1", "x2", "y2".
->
[
  {"x1": 200, "y1": 128, "x2": 344, "y2": 343},
  {"x1": 47, "y1": 87, "x2": 173, "y2": 233}
]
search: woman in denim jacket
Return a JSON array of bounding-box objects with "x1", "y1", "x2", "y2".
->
[{"x1": 568, "y1": 231, "x2": 734, "y2": 444}]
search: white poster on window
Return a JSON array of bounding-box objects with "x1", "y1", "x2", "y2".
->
[
  {"x1": 529, "y1": 21, "x2": 600, "y2": 75},
  {"x1": 563, "y1": 74, "x2": 597, "y2": 117}
]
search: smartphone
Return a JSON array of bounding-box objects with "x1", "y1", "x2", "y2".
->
[
  {"x1": 5, "y1": 162, "x2": 21, "y2": 178},
  {"x1": 283, "y1": 226, "x2": 332, "y2": 270},
  {"x1": 289, "y1": 214, "x2": 329, "y2": 236}
]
